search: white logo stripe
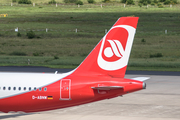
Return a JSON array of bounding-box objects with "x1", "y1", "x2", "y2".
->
[
  {"x1": 114, "y1": 40, "x2": 125, "y2": 57},
  {"x1": 107, "y1": 40, "x2": 121, "y2": 57}
]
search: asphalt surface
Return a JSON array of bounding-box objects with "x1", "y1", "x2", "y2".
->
[
  {"x1": 0, "y1": 66, "x2": 180, "y2": 120},
  {"x1": 0, "y1": 66, "x2": 72, "y2": 73},
  {"x1": 0, "y1": 66, "x2": 180, "y2": 76}
]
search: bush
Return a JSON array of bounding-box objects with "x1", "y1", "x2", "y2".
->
[
  {"x1": 159, "y1": 0, "x2": 165, "y2": 2},
  {"x1": 153, "y1": 0, "x2": 158, "y2": 3},
  {"x1": 121, "y1": 0, "x2": 127, "y2": 3},
  {"x1": 33, "y1": 52, "x2": 39, "y2": 56},
  {"x1": 103, "y1": 0, "x2": 110, "y2": 2},
  {"x1": 48, "y1": 0, "x2": 56, "y2": 4},
  {"x1": 26, "y1": 30, "x2": 35, "y2": 39},
  {"x1": 150, "y1": 53, "x2": 163, "y2": 58},
  {"x1": 151, "y1": 2, "x2": 155, "y2": 5},
  {"x1": 141, "y1": 38, "x2": 146, "y2": 43},
  {"x1": 158, "y1": 4, "x2": 164, "y2": 7},
  {"x1": 9, "y1": 51, "x2": 27, "y2": 56},
  {"x1": 17, "y1": 32, "x2": 21, "y2": 37},
  {"x1": 138, "y1": 3, "x2": 142, "y2": 7},
  {"x1": 54, "y1": 56, "x2": 59, "y2": 59},
  {"x1": 157, "y1": 3, "x2": 161, "y2": 5},
  {"x1": 164, "y1": 0, "x2": 177, "y2": 4},
  {"x1": 87, "y1": 0, "x2": 95, "y2": 3},
  {"x1": 76, "y1": 0, "x2": 83, "y2": 5},
  {"x1": 157, "y1": 3, "x2": 164, "y2": 7},
  {"x1": 139, "y1": 0, "x2": 151, "y2": 5},
  {"x1": 36, "y1": 36, "x2": 41, "y2": 39},
  {"x1": 164, "y1": 0, "x2": 170, "y2": 4},
  {"x1": 127, "y1": 0, "x2": 135, "y2": 5},
  {"x1": 18, "y1": 0, "x2": 32, "y2": 4},
  {"x1": 12, "y1": 0, "x2": 17, "y2": 2},
  {"x1": 64, "y1": 0, "x2": 77, "y2": 3},
  {"x1": 172, "y1": 0, "x2": 177, "y2": 4},
  {"x1": 143, "y1": 1, "x2": 147, "y2": 5}
]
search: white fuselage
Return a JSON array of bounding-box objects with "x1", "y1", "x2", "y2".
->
[{"x1": 0, "y1": 71, "x2": 73, "y2": 99}]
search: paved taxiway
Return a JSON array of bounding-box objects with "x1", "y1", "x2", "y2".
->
[{"x1": 0, "y1": 67, "x2": 180, "y2": 120}]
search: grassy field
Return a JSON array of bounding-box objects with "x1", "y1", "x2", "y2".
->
[
  {"x1": 0, "y1": 0, "x2": 124, "y2": 4},
  {"x1": 0, "y1": 3, "x2": 180, "y2": 71},
  {"x1": 1, "y1": 0, "x2": 180, "y2": 4}
]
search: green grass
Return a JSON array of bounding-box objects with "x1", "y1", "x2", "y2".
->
[
  {"x1": 0, "y1": 4, "x2": 180, "y2": 71},
  {"x1": 0, "y1": 55, "x2": 85, "y2": 68},
  {"x1": 1, "y1": 0, "x2": 180, "y2": 4},
  {"x1": 0, "y1": 0, "x2": 122, "y2": 4}
]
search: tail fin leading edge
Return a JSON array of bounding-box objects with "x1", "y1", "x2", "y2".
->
[{"x1": 72, "y1": 17, "x2": 139, "y2": 78}]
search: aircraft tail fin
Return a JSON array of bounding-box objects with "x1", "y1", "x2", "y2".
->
[{"x1": 72, "y1": 17, "x2": 139, "y2": 78}]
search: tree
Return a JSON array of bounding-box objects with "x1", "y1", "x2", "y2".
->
[
  {"x1": 76, "y1": 0, "x2": 83, "y2": 5},
  {"x1": 121, "y1": 0, "x2": 126, "y2": 3},
  {"x1": 64, "y1": 0, "x2": 77, "y2": 3},
  {"x1": 164, "y1": 0, "x2": 177, "y2": 4},
  {"x1": 139, "y1": 0, "x2": 151, "y2": 5},
  {"x1": 49, "y1": 0, "x2": 57, "y2": 4},
  {"x1": 87, "y1": 0, "x2": 95, "y2": 3},
  {"x1": 18, "y1": 0, "x2": 32, "y2": 4},
  {"x1": 12, "y1": 0, "x2": 17, "y2": 2},
  {"x1": 127, "y1": 0, "x2": 135, "y2": 5},
  {"x1": 121, "y1": 0, "x2": 135, "y2": 4},
  {"x1": 103, "y1": 0, "x2": 110, "y2": 3}
]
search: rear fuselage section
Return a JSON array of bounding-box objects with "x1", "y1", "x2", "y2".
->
[{"x1": 0, "y1": 72, "x2": 144, "y2": 113}]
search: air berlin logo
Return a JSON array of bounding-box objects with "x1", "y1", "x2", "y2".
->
[
  {"x1": 103, "y1": 40, "x2": 125, "y2": 59},
  {"x1": 98, "y1": 25, "x2": 136, "y2": 71}
]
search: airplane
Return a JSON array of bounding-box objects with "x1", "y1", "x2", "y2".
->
[{"x1": 0, "y1": 17, "x2": 149, "y2": 113}]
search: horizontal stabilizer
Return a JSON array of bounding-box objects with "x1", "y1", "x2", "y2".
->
[
  {"x1": 131, "y1": 77, "x2": 150, "y2": 81},
  {"x1": 91, "y1": 86, "x2": 123, "y2": 90}
]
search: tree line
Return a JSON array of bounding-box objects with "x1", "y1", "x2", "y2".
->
[{"x1": 12, "y1": 0, "x2": 178, "y2": 6}]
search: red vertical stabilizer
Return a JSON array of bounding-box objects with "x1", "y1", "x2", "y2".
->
[{"x1": 72, "y1": 17, "x2": 139, "y2": 78}]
